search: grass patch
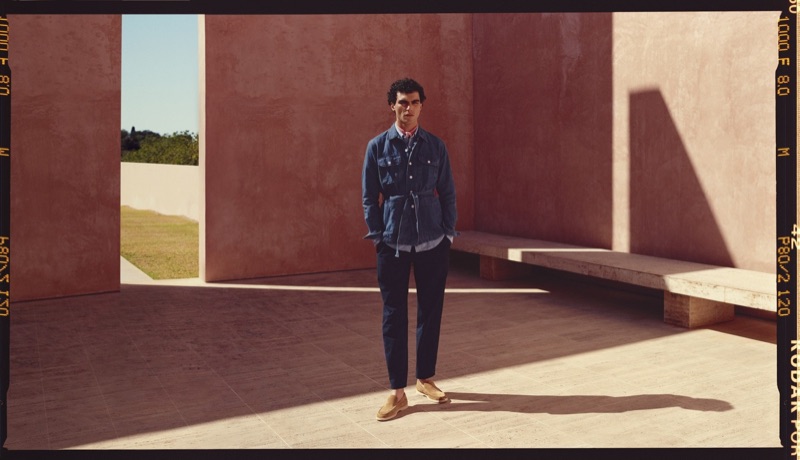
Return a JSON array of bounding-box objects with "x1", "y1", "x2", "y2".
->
[{"x1": 121, "y1": 206, "x2": 199, "y2": 279}]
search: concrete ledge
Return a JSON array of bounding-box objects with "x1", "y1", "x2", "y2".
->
[
  {"x1": 452, "y1": 230, "x2": 775, "y2": 327},
  {"x1": 479, "y1": 256, "x2": 530, "y2": 280},
  {"x1": 664, "y1": 292, "x2": 735, "y2": 328}
]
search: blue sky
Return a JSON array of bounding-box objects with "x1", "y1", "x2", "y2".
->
[{"x1": 121, "y1": 15, "x2": 199, "y2": 135}]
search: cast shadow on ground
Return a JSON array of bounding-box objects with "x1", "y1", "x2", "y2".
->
[{"x1": 393, "y1": 392, "x2": 733, "y2": 419}]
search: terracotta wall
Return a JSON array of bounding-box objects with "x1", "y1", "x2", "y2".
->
[
  {"x1": 472, "y1": 12, "x2": 775, "y2": 272},
  {"x1": 9, "y1": 15, "x2": 121, "y2": 301},
  {"x1": 5, "y1": 12, "x2": 774, "y2": 299},
  {"x1": 472, "y1": 13, "x2": 614, "y2": 249},
  {"x1": 202, "y1": 15, "x2": 474, "y2": 281},
  {"x1": 614, "y1": 12, "x2": 774, "y2": 272}
]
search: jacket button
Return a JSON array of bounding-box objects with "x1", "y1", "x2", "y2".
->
[{"x1": 409, "y1": 175, "x2": 413, "y2": 179}]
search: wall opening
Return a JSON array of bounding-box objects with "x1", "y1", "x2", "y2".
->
[{"x1": 120, "y1": 14, "x2": 201, "y2": 283}]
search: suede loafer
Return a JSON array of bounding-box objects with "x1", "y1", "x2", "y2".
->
[
  {"x1": 376, "y1": 393, "x2": 408, "y2": 421},
  {"x1": 416, "y1": 380, "x2": 449, "y2": 403}
]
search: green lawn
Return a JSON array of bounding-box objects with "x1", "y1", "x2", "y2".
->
[{"x1": 120, "y1": 206, "x2": 199, "y2": 279}]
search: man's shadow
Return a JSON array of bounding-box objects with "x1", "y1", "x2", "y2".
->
[{"x1": 395, "y1": 392, "x2": 733, "y2": 418}]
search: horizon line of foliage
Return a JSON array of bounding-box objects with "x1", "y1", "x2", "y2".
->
[{"x1": 121, "y1": 127, "x2": 199, "y2": 166}]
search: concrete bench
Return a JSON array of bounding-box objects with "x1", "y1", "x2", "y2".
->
[{"x1": 451, "y1": 230, "x2": 776, "y2": 328}]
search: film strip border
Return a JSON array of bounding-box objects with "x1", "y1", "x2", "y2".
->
[
  {"x1": 0, "y1": 3, "x2": 786, "y2": 457},
  {"x1": 0, "y1": 12, "x2": 8, "y2": 454},
  {"x1": 778, "y1": 2, "x2": 799, "y2": 458},
  {"x1": 0, "y1": 12, "x2": 8, "y2": 452}
]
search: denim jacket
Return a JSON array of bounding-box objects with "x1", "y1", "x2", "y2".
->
[{"x1": 362, "y1": 124, "x2": 458, "y2": 249}]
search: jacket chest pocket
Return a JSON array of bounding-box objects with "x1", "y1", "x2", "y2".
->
[
  {"x1": 415, "y1": 151, "x2": 440, "y2": 188},
  {"x1": 377, "y1": 154, "x2": 403, "y2": 189}
]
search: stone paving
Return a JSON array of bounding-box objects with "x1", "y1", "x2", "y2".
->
[{"x1": 4, "y1": 255, "x2": 780, "y2": 450}]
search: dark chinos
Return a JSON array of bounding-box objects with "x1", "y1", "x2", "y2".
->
[
  {"x1": 362, "y1": 124, "x2": 458, "y2": 390},
  {"x1": 377, "y1": 237, "x2": 450, "y2": 389}
]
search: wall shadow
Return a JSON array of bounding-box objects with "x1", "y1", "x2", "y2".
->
[{"x1": 629, "y1": 89, "x2": 734, "y2": 267}]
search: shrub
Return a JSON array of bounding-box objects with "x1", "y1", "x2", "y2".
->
[{"x1": 121, "y1": 129, "x2": 198, "y2": 166}]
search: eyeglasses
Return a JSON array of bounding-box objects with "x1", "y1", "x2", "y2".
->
[{"x1": 395, "y1": 100, "x2": 422, "y2": 108}]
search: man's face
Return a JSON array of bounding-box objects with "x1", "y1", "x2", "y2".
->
[{"x1": 391, "y1": 91, "x2": 423, "y2": 129}]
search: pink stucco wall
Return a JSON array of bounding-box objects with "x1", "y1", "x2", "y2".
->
[
  {"x1": 202, "y1": 15, "x2": 474, "y2": 281},
  {"x1": 472, "y1": 13, "x2": 614, "y2": 249},
  {"x1": 10, "y1": 15, "x2": 121, "y2": 301},
  {"x1": 615, "y1": 12, "x2": 774, "y2": 272},
  {"x1": 5, "y1": 12, "x2": 774, "y2": 299},
  {"x1": 204, "y1": 12, "x2": 773, "y2": 281},
  {"x1": 472, "y1": 12, "x2": 774, "y2": 272}
]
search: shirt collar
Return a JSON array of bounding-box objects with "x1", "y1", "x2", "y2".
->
[{"x1": 394, "y1": 123, "x2": 418, "y2": 139}]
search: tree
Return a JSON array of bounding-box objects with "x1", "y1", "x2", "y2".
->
[
  {"x1": 121, "y1": 129, "x2": 139, "y2": 152},
  {"x1": 121, "y1": 130, "x2": 198, "y2": 166}
]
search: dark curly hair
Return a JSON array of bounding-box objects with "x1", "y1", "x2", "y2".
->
[{"x1": 387, "y1": 78, "x2": 426, "y2": 105}]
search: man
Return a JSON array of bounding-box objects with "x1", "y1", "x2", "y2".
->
[{"x1": 361, "y1": 78, "x2": 458, "y2": 421}]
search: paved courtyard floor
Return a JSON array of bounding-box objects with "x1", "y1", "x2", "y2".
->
[{"x1": 4, "y1": 255, "x2": 780, "y2": 453}]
